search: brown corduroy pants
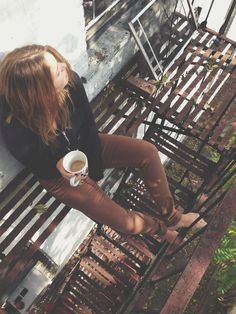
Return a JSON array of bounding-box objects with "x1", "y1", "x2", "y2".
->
[{"x1": 39, "y1": 134, "x2": 181, "y2": 236}]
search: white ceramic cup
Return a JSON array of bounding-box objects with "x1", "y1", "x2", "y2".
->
[{"x1": 63, "y1": 150, "x2": 88, "y2": 187}]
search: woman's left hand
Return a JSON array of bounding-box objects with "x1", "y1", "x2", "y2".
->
[
  {"x1": 56, "y1": 157, "x2": 74, "y2": 180},
  {"x1": 56, "y1": 157, "x2": 88, "y2": 186}
]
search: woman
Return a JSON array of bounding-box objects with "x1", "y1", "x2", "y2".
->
[{"x1": 0, "y1": 44, "x2": 204, "y2": 243}]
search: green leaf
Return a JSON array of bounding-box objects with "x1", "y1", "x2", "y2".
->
[
  {"x1": 148, "y1": 79, "x2": 159, "y2": 85},
  {"x1": 34, "y1": 204, "x2": 48, "y2": 214},
  {"x1": 162, "y1": 74, "x2": 169, "y2": 82},
  {"x1": 213, "y1": 220, "x2": 236, "y2": 296},
  {"x1": 216, "y1": 264, "x2": 236, "y2": 295}
]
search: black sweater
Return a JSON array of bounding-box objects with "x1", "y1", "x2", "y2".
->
[{"x1": 0, "y1": 72, "x2": 104, "y2": 181}]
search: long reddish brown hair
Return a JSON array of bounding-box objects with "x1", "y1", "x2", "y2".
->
[{"x1": 0, "y1": 44, "x2": 73, "y2": 145}]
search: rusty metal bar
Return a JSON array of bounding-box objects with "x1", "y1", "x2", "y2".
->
[
  {"x1": 186, "y1": 0, "x2": 198, "y2": 29},
  {"x1": 219, "y1": 0, "x2": 236, "y2": 35}
]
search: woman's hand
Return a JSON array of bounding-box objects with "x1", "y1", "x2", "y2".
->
[
  {"x1": 56, "y1": 157, "x2": 74, "y2": 180},
  {"x1": 56, "y1": 157, "x2": 88, "y2": 186}
]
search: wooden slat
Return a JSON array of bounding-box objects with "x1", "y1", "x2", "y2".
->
[
  {"x1": 182, "y1": 54, "x2": 235, "y2": 128},
  {"x1": 0, "y1": 183, "x2": 43, "y2": 238},
  {"x1": 113, "y1": 104, "x2": 144, "y2": 135},
  {"x1": 0, "y1": 201, "x2": 69, "y2": 293},
  {"x1": 155, "y1": 22, "x2": 191, "y2": 64},
  {"x1": 161, "y1": 47, "x2": 219, "y2": 117},
  {"x1": 148, "y1": 131, "x2": 210, "y2": 176},
  {"x1": 90, "y1": 251, "x2": 132, "y2": 289},
  {"x1": 71, "y1": 278, "x2": 114, "y2": 311},
  {"x1": 156, "y1": 32, "x2": 214, "y2": 114},
  {"x1": 198, "y1": 69, "x2": 236, "y2": 140},
  {"x1": 175, "y1": 45, "x2": 233, "y2": 123},
  {"x1": 96, "y1": 92, "x2": 129, "y2": 130},
  {"x1": 102, "y1": 98, "x2": 136, "y2": 133},
  {"x1": 152, "y1": 31, "x2": 206, "y2": 107},
  {"x1": 68, "y1": 285, "x2": 105, "y2": 314},
  {"x1": 100, "y1": 228, "x2": 149, "y2": 273},
  {"x1": 75, "y1": 269, "x2": 120, "y2": 305},
  {"x1": 0, "y1": 193, "x2": 51, "y2": 252},
  {"x1": 0, "y1": 175, "x2": 36, "y2": 220},
  {"x1": 0, "y1": 169, "x2": 31, "y2": 205},
  {"x1": 92, "y1": 87, "x2": 122, "y2": 118}
]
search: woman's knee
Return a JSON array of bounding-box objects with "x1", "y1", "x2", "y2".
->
[
  {"x1": 138, "y1": 140, "x2": 159, "y2": 167},
  {"x1": 118, "y1": 211, "x2": 147, "y2": 234},
  {"x1": 142, "y1": 140, "x2": 158, "y2": 155}
]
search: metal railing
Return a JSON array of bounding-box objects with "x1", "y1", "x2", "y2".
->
[
  {"x1": 84, "y1": 0, "x2": 120, "y2": 27},
  {"x1": 129, "y1": 0, "x2": 198, "y2": 80}
]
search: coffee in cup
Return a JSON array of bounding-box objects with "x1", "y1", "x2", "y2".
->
[
  {"x1": 63, "y1": 150, "x2": 88, "y2": 187},
  {"x1": 70, "y1": 160, "x2": 86, "y2": 172}
]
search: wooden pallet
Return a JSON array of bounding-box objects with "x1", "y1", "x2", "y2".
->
[{"x1": 153, "y1": 28, "x2": 236, "y2": 152}]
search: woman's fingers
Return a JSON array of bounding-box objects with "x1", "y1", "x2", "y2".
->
[
  {"x1": 74, "y1": 173, "x2": 87, "y2": 184},
  {"x1": 56, "y1": 156, "x2": 88, "y2": 182},
  {"x1": 56, "y1": 157, "x2": 74, "y2": 180}
]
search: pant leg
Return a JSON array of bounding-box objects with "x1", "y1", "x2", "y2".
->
[
  {"x1": 99, "y1": 133, "x2": 181, "y2": 226},
  {"x1": 39, "y1": 176, "x2": 167, "y2": 235}
]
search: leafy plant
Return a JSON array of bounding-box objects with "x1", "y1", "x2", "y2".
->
[
  {"x1": 34, "y1": 203, "x2": 49, "y2": 214},
  {"x1": 148, "y1": 73, "x2": 170, "y2": 88},
  {"x1": 203, "y1": 60, "x2": 219, "y2": 72},
  {"x1": 213, "y1": 219, "x2": 236, "y2": 297},
  {"x1": 225, "y1": 132, "x2": 236, "y2": 150}
]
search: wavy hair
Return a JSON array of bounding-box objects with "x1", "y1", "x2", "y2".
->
[{"x1": 0, "y1": 44, "x2": 73, "y2": 145}]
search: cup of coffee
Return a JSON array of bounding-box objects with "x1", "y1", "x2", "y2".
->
[{"x1": 63, "y1": 150, "x2": 88, "y2": 187}]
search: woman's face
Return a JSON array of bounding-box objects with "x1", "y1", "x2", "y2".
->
[{"x1": 44, "y1": 52, "x2": 69, "y2": 92}]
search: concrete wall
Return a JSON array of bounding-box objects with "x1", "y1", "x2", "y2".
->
[
  {"x1": 83, "y1": 0, "x2": 174, "y2": 101},
  {"x1": 0, "y1": 0, "x2": 88, "y2": 75}
]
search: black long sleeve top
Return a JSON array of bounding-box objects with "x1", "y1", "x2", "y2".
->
[{"x1": 0, "y1": 71, "x2": 104, "y2": 181}]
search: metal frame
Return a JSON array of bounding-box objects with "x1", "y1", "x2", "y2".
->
[
  {"x1": 186, "y1": 0, "x2": 199, "y2": 29},
  {"x1": 129, "y1": 22, "x2": 163, "y2": 80},
  {"x1": 86, "y1": 0, "x2": 137, "y2": 41},
  {"x1": 129, "y1": 0, "x2": 163, "y2": 80}
]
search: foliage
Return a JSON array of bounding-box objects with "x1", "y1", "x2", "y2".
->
[
  {"x1": 222, "y1": 169, "x2": 236, "y2": 192},
  {"x1": 213, "y1": 219, "x2": 236, "y2": 296},
  {"x1": 148, "y1": 73, "x2": 170, "y2": 88},
  {"x1": 226, "y1": 132, "x2": 236, "y2": 150},
  {"x1": 204, "y1": 61, "x2": 219, "y2": 72},
  {"x1": 34, "y1": 203, "x2": 49, "y2": 214}
]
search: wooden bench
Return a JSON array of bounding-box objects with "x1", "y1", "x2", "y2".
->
[{"x1": 153, "y1": 28, "x2": 236, "y2": 152}]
